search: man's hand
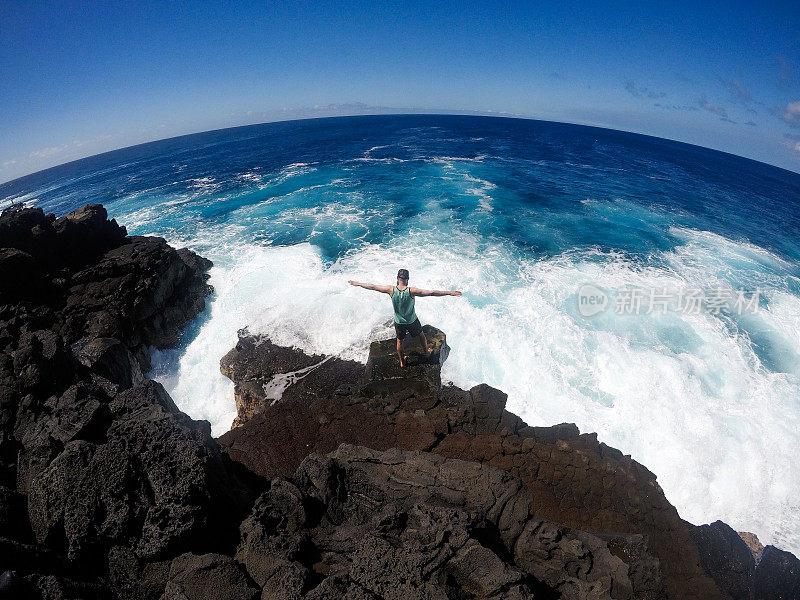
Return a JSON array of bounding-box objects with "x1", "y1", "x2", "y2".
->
[
  {"x1": 348, "y1": 280, "x2": 358, "y2": 286},
  {"x1": 451, "y1": 291, "x2": 462, "y2": 296}
]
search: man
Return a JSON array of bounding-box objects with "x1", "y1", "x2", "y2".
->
[{"x1": 348, "y1": 269, "x2": 462, "y2": 368}]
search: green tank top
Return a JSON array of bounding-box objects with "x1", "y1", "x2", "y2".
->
[{"x1": 391, "y1": 286, "x2": 417, "y2": 324}]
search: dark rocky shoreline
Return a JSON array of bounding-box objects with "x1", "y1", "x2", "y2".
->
[{"x1": 1, "y1": 203, "x2": 798, "y2": 599}]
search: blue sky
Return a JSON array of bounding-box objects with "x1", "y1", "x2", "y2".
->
[{"x1": 1, "y1": 0, "x2": 799, "y2": 182}]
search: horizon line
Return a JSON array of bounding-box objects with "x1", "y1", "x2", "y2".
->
[{"x1": 2, "y1": 111, "x2": 799, "y2": 189}]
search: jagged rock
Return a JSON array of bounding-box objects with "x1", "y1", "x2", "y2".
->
[
  {"x1": 239, "y1": 444, "x2": 660, "y2": 599},
  {"x1": 28, "y1": 381, "x2": 256, "y2": 562},
  {"x1": 235, "y1": 479, "x2": 310, "y2": 591},
  {"x1": 105, "y1": 545, "x2": 171, "y2": 600},
  {"x1": 220, "y1": 331, "x2": 363, "y2": 428},
  {"x1": 753, "y1": 545, "x2": 800, "y2": 600},
  {"x1": 52, "y1": 204, "x2": 128, "y2": 267},
  {"x1": 360, "y1": 324, "x2": 449, "y2": 395},
  {"x1": 690, "y1": 520, "x2": 754, "y2": 599},
  {"x1": 737, "y1": 530, "x2": 764, "y2": 562},
  {"x1": 176, "y1": 248, "x2": 212, "y2": 275},
  {"x1": 689, "y1": 521, "x2": 800, "y2": 600},
  {"x1": 0, "y1": 248, "x2": 44, "y2": 302},
  {"x1": 13, "y1": 377, "x2": 117, "y2": 493},
  {"x1": 0, "y1": 204, "x2": 126, "y2": 272},
  {"x1": 160, "y1": 553, "x2": 259, "y2": 600},
  {"x1": 0, "y1": 205, "x2": 57, "y2": 260},
  {"x1": 27, "y1": 380, "x2": 255, "y2": 565},
  {"x1": 61, "y1": 235, "x2": 212, "y2": 370},
  {"x1": 71, "y1": 337, "x2": 144, "y2": 389},
  {"x1": 0, "y1": 204, "x2": 241, "y2": 600},
  {"x1": 11, "y1": 329, "x2": 73, "y2": 397}
]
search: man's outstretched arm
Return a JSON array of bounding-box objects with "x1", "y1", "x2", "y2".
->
[
  {"x1": 348, "y1": 280, "x2": 393, "y2": 294},
  {"x1": 410, "y1": 288, "x2": 462, "y2": 297}
]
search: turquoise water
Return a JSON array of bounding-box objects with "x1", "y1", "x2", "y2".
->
[{"x1": 2, "y1": 114, "x2": 800, "y2": 552}]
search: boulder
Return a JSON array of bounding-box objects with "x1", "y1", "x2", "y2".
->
[
  {"x1": 238, "y1": 444, "x2": 662, "y2": 599},
  {"x1": 0, "y1": 248, "x2": 44, "y2": 302},
  {"x1": 690, "y1": 520, "x2": 754, "y2": 599},
  {"x1": 62, "y1": 235, "x2": 212, "y2": 369},
  {"x1": 27, "y1": 380, "x2": 255, "y2": 565},
  {"x1": 71, "y1": 337, "x2": 144, "y2": 389},
  {"x1": 52, "y1": 203, "x2": 127, "y2": 266},
  {"x1": 0, "y1": 205, "x2": 56, "y2": 259},
  {"x1": 160, "y1": 553, "x2": 259, "y2": 600},
  {"x1": 360, "y1": 323, "x2": 450, "y2": 395},
  {"x1": 220, "y1": 331, "x2": 363, "y2": 428},
  {"x1": 753, "y1": 545, "x2": 800, "y2": 600}
]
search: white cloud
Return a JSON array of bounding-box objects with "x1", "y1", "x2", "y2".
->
[
  {"x1": 698, "y1": 95, "x2": 729, "y2": 119},
  {"x1": 28, "y1": 145, "x2": 68, "y2": 159},
  {"x1": 780, "y1": 101, "x2": 800, "y2": 125}
]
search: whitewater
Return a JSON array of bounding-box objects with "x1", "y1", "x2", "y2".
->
[{"x1": 2, "y1": 114, "x2": 799, "y2": 555}]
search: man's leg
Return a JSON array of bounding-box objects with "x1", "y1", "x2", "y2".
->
[
  {"x1": 396, "y1": 337, "x2": 406, "y2": 367},
  {"x1": 417, "y1": 330, "x2": 432, "y2": 355}
]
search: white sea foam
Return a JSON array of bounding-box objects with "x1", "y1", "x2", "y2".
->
[
  {"x1": 0, "y1": 192, "x2": 38, "y2": 210},
  {"x1": 262, "y1": 356, "x2": 332, "y2": 404}
]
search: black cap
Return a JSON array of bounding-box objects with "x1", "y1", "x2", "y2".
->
[{"x1": 397, "y1": 268, "x2": 409, "y2": 281}]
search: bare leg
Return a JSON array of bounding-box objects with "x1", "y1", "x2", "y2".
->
[
  {"x1": 396, "y1": 338, "x2": 406, "y2": 367},
  {"x1": 418, "y1": 331, "x2": 432, "y2": 355}
]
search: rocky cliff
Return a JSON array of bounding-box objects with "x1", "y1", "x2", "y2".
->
[{"x1": 1, "y1": 203, "x2": 798, "y2": 600}]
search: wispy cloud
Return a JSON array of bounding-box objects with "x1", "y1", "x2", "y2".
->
[
  {"x1": 782, "y1": 133, "x2": 800, "y2": 153},
  {"x1": 28, "y1": 145, "x2": 69, "y2": 159},
  {"x1": 625, "y1": 80, "x2": 665, "y2": 99},
  {"x1": 654, "y1": 102, "x2": 699, "y2": 112},
  {"x1": 777, "y1": 101, "x2": 800, "y2": 127},
  {"x1": 719, "y1": 77, "x2": 752, "y2": 103},
  {"x1": 698, "y1": 95, "x2": 729, "y2": 119}
]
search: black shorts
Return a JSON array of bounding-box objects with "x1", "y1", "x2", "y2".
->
[{"x1": 394, "y1": 318, "x2": 422, "y2": 340}]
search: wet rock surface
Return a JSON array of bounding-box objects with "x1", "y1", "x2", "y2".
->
[{"x1": 3, "y1": 202, "x2": 799, "y2": 600}]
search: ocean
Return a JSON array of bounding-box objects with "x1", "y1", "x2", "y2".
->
[{"x1": 2, "y1": 114, "x2": 799, "y2": 553}]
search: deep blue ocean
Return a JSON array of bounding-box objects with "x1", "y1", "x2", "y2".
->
[{"x1": 2, "y1": 114, "x2": 800, "y2": 552}]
